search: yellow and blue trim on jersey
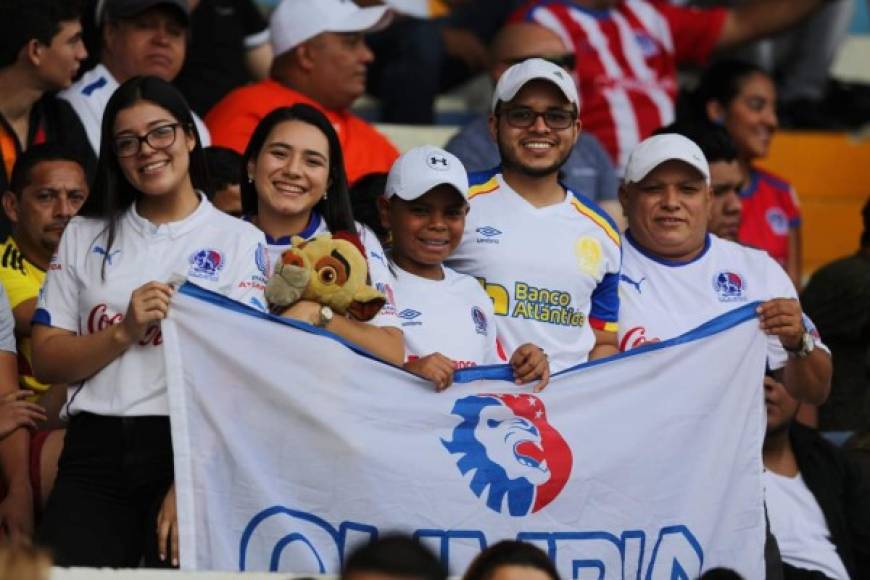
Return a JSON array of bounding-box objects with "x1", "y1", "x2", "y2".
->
[
  {"x1": 568, "y1": 192, "x2": 621, "y2": 248},
  {"x1": 467, "y1": 167, "x2": 501, "y2": 200}
]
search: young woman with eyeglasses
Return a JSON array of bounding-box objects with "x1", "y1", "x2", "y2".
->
[{"x1": 31, "y1": 76, "x2": 267, "y2": 567}]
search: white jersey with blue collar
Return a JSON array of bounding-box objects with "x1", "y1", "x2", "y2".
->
[
  {"x1": 59, "y1": 64, "x2": 212, "y2": 155},
  {"x1": 446, "y1": 169, "x2": 621, "y2": 372},
  {"x1": 392, "y1": 264, "x2": 504, "y2": 368},
  {"x1": 260, "y1": 213, "x2": 399, "y2": 329},
  {"x1": 34, "y1": 196, "x2": 267, "y2": 417},
  {"x1": 617, "y1": 231, "x2": 826, "y2": 369}
]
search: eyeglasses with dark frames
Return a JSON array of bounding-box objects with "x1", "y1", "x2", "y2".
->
[
  {"x1": 113, "y1": 123, "x2": 187, "y2": 158},
  {"x1": 499, "y1": 107, "x2": 577, "y2": 130}
]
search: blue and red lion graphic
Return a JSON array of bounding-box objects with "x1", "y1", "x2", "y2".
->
[{"x1": 442, "y1": 394, "x2": 573, "y2": 516}]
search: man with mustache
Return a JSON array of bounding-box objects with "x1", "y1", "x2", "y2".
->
[
  {"x1": 616, "y1": 132, "x2": 830, "y2": 402},
  {"x1": 0, "y1": 144, "x2": 88, "y2": 544},
  {"x1": 60, "y1": 0, "x2": 211, "y2": 156},
  {"x1": 655, "y1": 121, "x2": 744, "y2": 242}
]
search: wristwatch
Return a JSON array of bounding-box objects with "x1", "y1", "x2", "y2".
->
[
  {"x1": 315, "y1": 305, "x2": 334, "y2": 328},
  {"x1": 784, "y1": 329, "x2": 815, "y2": 359}
]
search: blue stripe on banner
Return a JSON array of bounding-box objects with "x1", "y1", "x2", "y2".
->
[
  {"x1": 178, "y1": 282, "x2": 761, "y2": 384},
  {"x1": 554, "y1": 300, "x2": 762, "y2": 377}
]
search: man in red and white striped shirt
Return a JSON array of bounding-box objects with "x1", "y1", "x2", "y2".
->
[{"x1": 511, "y1": 0, "x2": 834, "y2": 173}]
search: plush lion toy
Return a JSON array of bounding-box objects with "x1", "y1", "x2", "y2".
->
[{"x1": 265, "y1": 232, "x2": 386, "y2": 321}]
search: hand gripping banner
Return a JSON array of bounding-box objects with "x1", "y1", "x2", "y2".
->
[{"x1": 163, "y1": 283, "x2": 768, "y2": 578}]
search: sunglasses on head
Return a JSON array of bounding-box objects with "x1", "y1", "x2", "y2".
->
[{"x1": 504, "y1": 53, "x2": 576, "y2": 71}]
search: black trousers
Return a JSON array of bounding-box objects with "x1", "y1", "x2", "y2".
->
[{"x1": 37, "y1": 413, "x2": 174, "y2": 567}]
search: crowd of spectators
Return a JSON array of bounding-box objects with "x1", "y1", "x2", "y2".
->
[{"x1": 0, "y1": 0, "x2": 868, "y2": 577}]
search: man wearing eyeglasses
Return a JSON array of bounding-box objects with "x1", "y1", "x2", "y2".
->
[
  {"x1": 446, "y1": 58, "x2": 621, "y2": 372},
  {"x1": 446, "y1": 22, "x2": 620, "y2": 225}
]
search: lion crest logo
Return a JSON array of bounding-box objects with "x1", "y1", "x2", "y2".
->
[{"x1": 441, "y1": 394, "x2": 573, "y2": 516}]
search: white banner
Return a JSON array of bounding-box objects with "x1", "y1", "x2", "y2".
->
[{"x1": 164, "y1": 283, "x2": 768, "y2": 579}]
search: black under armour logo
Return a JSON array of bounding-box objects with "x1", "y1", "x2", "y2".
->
[{"x1": 430, "y1": 156, "x2": 448, "y2": 166}]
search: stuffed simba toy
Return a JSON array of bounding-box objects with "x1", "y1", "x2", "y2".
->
[{"x1": 265, "y1": 232, "x2": 386, "y2": 322}]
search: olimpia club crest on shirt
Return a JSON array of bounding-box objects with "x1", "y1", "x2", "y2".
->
[
  {"x1": 471, "y1": 306, "x2": 487, "y2": 336},
  {"x1": 189, "y1": 248, "x2": 225, "y2": 281},
  {"x1": 765, "y1": 207, "x2": 790, "y2": 236},
  {"x1": 442, "y1": 394, "x2": 572, "y2": 516},
  {"x1": 713, "y1": 271, "x2": 747, "y2": 302}
]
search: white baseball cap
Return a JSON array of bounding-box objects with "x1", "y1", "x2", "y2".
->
[
  {"x1": 270, "y1": 0, "x2": 393, "y2": 57},
  {"x1": 491, "y1": 58, "x2": 580, "y2": 113},
  {"x1": 385, "y1": 146, "x2": 469, "y2": 201},
  {"x1": 623, "y1": 134, "x2": 711, "y2": 185}
]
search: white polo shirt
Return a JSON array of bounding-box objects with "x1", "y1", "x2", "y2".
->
[
  {"x1": 260, "y1": 213, "x2": 399, "y2": 329},
  {"x1": 34, "y1": 196, "x2": 267, "y2": 417},
  {"x1": 446, "y1": 170, "x2": 621, "y2": 372},
  {"x1": 59, "y1": 64, "x2": 211, "y2": 155},
  {"x1": 617, "y1": 232, "x2": 826, "y2": 368},
  {"x1": 392, "y1": 264, "x2": 504, "y2": 368}
]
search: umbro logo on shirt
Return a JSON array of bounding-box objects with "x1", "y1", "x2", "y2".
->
[
  {"x1": 475, "y1": 226, "x2": 502, "y2": 244},
  {"x1": 398, "y1": 308, "x2": 423, "y2": 327},
  {"x1": 398, "y1": 309, "x2": 421, "y2": 320}
]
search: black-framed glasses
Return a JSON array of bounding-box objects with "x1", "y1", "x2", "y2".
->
[
  {"x1": 113, "y1": 123, "x2": 185, "y2": 158},
  {"x1": 504, "y1": 53, "x2": 576, "y2": 71},
  {"x1": 500, "y1": 107, "x2": 577, "y2": 130}
]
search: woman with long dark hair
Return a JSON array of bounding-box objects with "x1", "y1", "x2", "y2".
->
[
  {"x1": 693, "y1": 60, "x2": 802, "y2": 288},
  {"x1": 31, "y1": 76, "x2": 267, "y2": 567},
  {"x1": 241, "y1": 104, "x2": 403, "y2": 364}
]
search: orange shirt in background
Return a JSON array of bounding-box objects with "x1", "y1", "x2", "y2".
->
[{"x1": 205, "y1": 80, "x2": 399, "y2": 184}]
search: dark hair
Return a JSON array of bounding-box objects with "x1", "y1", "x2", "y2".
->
[
  {"x1": 349, "y1": 172, "x2": 389, "y2": 244},
  {"x1": 241, "y1": 104, "x2": 356, "y2": 234},
  {"x1": 654, "y1": 121, "x2": 738, "y2": 165},
  {"x1": 8, "y1": 143, "x2": 86, "y2": 198},
  {"x1": 687, "y1": 60, "x2": 769, "y2": 124},
  {"x1": 0, "y1": 0, "x2": 82, "y2": 68},
  {"x1": 342, "y1": 534, "x2": 446, "y2": 580},
  {"x1": 204, "y1": 146, "x2": 243, "y2": 196},
  {"x1": 463, "y1": 541, "x2": 560, "y2": 580},
  {"x1": 699, "y1": 568, "x2": 744, "y2": 580},
  {"x1": 80, "y1": 75, "x2": 206, "y2": 274}
]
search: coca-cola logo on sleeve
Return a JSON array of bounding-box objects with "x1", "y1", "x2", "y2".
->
[{"x1": 87, "y1": 304, "x2": 162, "y2": 346}]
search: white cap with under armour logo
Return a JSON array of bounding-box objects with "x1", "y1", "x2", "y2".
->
[{"x1": 384, "y1": 146, "x2": 469, "y2": 201}]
